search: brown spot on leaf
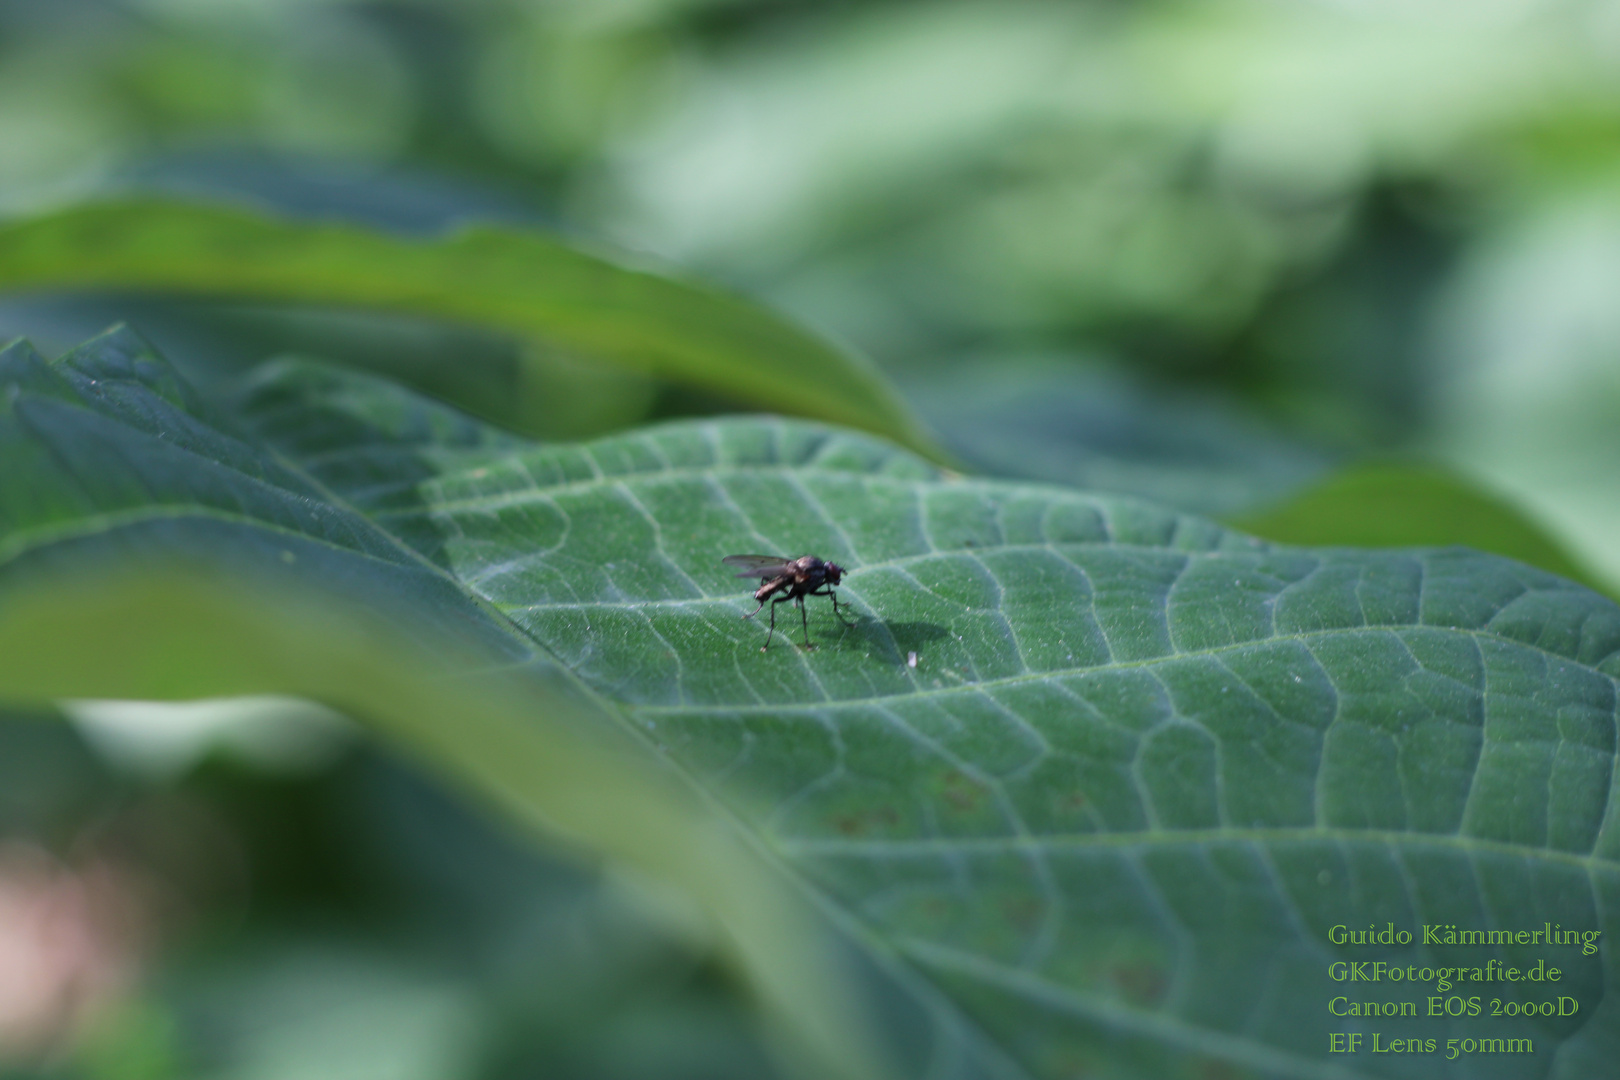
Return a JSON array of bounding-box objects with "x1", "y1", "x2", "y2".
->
[
  {"x1": 1041, "y1": 1050, "x2": 1094, "y2": 1079},
  {"x1": 1111, "y1": 960, "x2": 1168, "y2": 1007},
  {"x1": 831, "y1": 805, "x2": 899, "y2": 837},
  {"x1": 939, "y1": 770, "x2": 987, "y2": 812},
  {"x1": 1001, "y1": 894, "x2": 1045, "y2": 933}
]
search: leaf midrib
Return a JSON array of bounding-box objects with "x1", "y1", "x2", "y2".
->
[
  {"x1": 483, "y1": 538, "x2": 1276, "y2": 599},
  {"x1": 776, "y1": 825, "x2": 1620, "y2": 871}
]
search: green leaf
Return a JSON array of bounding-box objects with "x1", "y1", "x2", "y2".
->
[
  {"x1": 1231, "y1": 462, "x2": 1616, "y2": 600},
  {"x1": 5, "y1": 330, "x2": 1620, "y2": 1079},
  {"x1": 0, "y1": 198, "x2": 938, "y2": 457}
]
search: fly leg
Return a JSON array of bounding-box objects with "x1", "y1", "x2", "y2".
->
[
  {"x1": 798, "y1": 595, "x2": 813, "y2": 649},
  {"x1": 810, "y1": 586, "x2": 856, "y2": 627},
  {"x1": 761, "y1": 595, "x2": 792, "y2": 651}
]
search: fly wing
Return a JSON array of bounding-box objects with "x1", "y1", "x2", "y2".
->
[{"x1": 723, "y1": 554, "x2": 793, "y2": 578}]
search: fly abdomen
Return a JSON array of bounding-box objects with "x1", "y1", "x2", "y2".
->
[{"x1": 755, "y1": 575, "x2": 790, "y2": 602}]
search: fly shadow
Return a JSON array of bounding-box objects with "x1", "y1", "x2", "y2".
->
[{"x1": 831, "y1": 611, "x2": 952, "y2": 666}]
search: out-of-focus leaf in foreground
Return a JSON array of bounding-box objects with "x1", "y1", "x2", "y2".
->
[
  {"x1": 6, "y1": 330, "x2": 1620, "y2": 1078},
  {"x1": 0, "y1": 199, "x2": 937, "y2": 457},
  {"x1": 0, "y1": 330, "x2": 896, "y2": 1080}
]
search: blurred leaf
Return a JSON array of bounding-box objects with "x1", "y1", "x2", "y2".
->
[
  {"x1": 1428, "y1": 199, "x2": 1620, "y2": 595},
  {"x1": 0, "y1": 199, "x2": 938, "y2": 458},
  {"x1": 74, "y1": 997, "x2": 180, "y2": 1080},
  {"x1": 1231, "y1": 462, "x2": 1614, "y2": 599},
  {"x1": 163, "y1": 934, "x2": 783, "y2": 1080},
  {"x1": 599, "y1": 0, "x2": 1620, "y2": 365},
  {"x1": 6, "y1": 330, "x2": 1620, "y2": 1078},
  {"x1": 330, "y1": 755, "x2": 787, "y2": 1080},
  {"x1": 904, "y1": 357, "x2": 1335, "y2": 516},
  {"x1": 173, "y1": 945, "x2": 485, "y2": 1080}
]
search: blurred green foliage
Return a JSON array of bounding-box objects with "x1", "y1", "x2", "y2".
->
[
  {"x1": 3, "y1": 0, "x2": 1620, "y2": 1077},
  {"x1": 0, "y1": 200, "x2": 933, "y2": 452}
]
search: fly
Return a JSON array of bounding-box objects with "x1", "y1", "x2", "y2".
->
[{"x1": 722, "y1": 554, "x2": 854, "y2": 650}]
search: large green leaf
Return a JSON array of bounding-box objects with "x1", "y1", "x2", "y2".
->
[
  {"x1": 4, "y1": 330, "x2": 1619, "y2": 1079},
  {"x1": 0, "y1": 199, "x2": 937, "y2": 456}
]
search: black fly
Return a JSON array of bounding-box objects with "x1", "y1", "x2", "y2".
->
[{"x1": 723, "y1": 554, "x2": 854, "y2": 650}]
